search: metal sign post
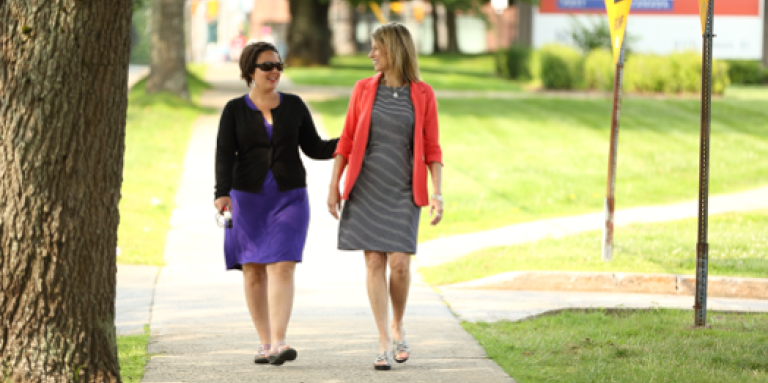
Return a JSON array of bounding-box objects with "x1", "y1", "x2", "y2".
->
[
  {"x1": 694, "y1": 0, "x2": 715, "y2": 327},
  {"x1": 602, "y1": 37, "x2": 626, "y2": 262}
]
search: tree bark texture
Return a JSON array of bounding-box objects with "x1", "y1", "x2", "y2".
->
[
  {"x1": 445, "y1": 6, "x2": 459, "y2": 53},
  {"x1": 0, "y1": 1, "x2": 131, "y2": 382},
  {"x1": 286, "y1": 0, "x2": 332, "y2": 67},
  {"x1": 146, "y1": 0, "x2": 188, "y2": 98}
]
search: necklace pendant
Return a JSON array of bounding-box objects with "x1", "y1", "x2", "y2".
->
[{"x1": 393, "y1": 92, "x2": 398, "y2": 98}]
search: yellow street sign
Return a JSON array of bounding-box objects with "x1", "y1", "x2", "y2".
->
[
  {"x1": 604, "y1": 0, "x2": 633, "y2": 65},
  {"x1": 698, "y1": 0, "x2": 710, "y2": 34}
]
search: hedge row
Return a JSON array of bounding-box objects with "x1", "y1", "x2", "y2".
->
[
  {"x1": 497, "y1": 44, "x2": 732, "y2": 95},
  {"x1": 725, "y1": 60, "x2": 768, "y2": 85}
]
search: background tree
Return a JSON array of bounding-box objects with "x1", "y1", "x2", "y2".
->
[
  {"x1": 286, "y1": 0, "x2": 333, "y2": 66},
  {"x1": 146, "y1": 0, "x2": 188, "y2": 98},
  {"x1": 0, "y1": 1, "x2": 132, "y2": 382},
  {"x1": 431, "y1": 0, "x2": 442, "y2": 53}
]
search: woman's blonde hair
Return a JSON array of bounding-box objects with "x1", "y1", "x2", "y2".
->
[{"x1": 372, "y1": 23, "x2": 421, "y2": 84}]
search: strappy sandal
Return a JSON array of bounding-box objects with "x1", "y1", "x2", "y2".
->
[
  {"x1": 393, "y1": 337, "x2": 410, "y2": 363},
  {"x1": 373, "y1": 351, "x2": 392, "y2": 370},
  {"x1": 269, "y1": 345, "x2": 298, "y2": 366},
  {"x1": 254, "y1": 345, "x2": 270, "y2": 364}
]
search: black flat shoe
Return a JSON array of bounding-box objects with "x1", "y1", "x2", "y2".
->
[{"x1": 269, "y1": 346, "x2": 298, "y2": 366}]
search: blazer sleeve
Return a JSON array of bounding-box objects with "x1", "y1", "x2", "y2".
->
[
  {"x1": 214, "y1": 103, "x2": 237, "y2": 200},
  {"x1": 333, "y1": 80, "x2": 364, "y2": 159},
  {"x1": 298, "y1": 98, "x2": 339, "y2": 160},
  {"x1": 423, "y1": 85, "x2": 443, "y2": 165}
]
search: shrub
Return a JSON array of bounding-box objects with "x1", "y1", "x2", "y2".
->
[
  {"x1": 495, "y1": 45, "x2": 533, "y2": 80},
  {"x1": 623, "y1": 51, "x2": 729, "y2": 95},
  {"x1": 495, "y1": 49, "x2": 509, "y2": 78},
  {"x1": 712, "y1": 59, "x2": 731, "y2": 95},
  {"x1": 537, "y1": 44, "x2": 583, "y2": 90},
  {"x1": 506, "y1": 44, "x2": 533, "y2": 80},
  {"x1": 583, "y1": 49, "x2": 614, "y2": 91},
  {"x1": 726, "y1": 60, "x2": 767, "y2": 84}
]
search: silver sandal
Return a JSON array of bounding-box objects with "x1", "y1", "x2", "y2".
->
[
  {"x1": 373, "y1": 351, "x2": 391, "y2": 370},
  {"x1": 254, "y1": 345, "x2": 270, "y2": 364},
  {"x1": 393, "y1": 337, "x2": 410, "y2": 363}
]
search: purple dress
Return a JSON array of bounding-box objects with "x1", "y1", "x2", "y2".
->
[{"x1": 224, "y1": 94, "x2": 310, "y2": 269}]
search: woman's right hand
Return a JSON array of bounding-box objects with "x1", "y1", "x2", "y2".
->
[
  {"x1": 327, "y1": 184, "x2": 341, "y2": 219},
  {"x1": 214, "y1": 197, "x2": 232, "y2": 214}
]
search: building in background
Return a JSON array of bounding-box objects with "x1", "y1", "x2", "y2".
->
[
  {"x1": 534, "y1": 0, "x2": 764, "y2": 59},
  {"x1": 184, "y1": 0, "x2": 764, "y2": 62}
]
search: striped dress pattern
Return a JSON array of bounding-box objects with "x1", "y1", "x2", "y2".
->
[{"x1": 338, "y1": 85, "x2": 421, "y2": 254}]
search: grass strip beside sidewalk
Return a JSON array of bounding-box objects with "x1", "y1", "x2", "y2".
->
[
  {"x1": 118, "y1": 67, "x2": 212, "y2": 265},
  {"x1": 465, "y1": 309, "x2": 768, "y2": 383},
  {"x1": 287, "y1": 54, "x2": 523, "y2": 91},
  {"x1": 421, "y1": 210, "x2": 768, "y2": 285},
  {"x1": 310, "y1": 94, "x2": 768, "y2": 243},
  {"x1": 118, "y1": 326, "x2": 151, "y2": 383}
]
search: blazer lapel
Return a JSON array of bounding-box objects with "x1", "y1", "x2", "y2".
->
[
  {"x1": 411, "y1": 82, "x2": 426, "y2": 150},
  {"x1": 354, "y1": 74, "x2": 380, "y2": 151}
]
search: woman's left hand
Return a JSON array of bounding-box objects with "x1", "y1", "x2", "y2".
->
[{"x1": 429, "y1": 198, "x2": 443, "y2": 226}]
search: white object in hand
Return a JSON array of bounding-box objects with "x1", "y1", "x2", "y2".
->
[{"x1": 224, "y1": 211, "x2": 232, "y2": 220}]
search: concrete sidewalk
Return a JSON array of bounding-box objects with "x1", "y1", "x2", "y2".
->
[{"x1": 137, "y1": 64, "x2": 515, "y2": 382}]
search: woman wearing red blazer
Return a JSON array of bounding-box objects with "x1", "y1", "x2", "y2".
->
[{"x1": 327, "y1": 23, "x2": 444, "y2": 370}]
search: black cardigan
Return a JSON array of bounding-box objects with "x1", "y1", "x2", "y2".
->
[{"x1": 214, "y1": 94, "x2": 338, "y2": 200}]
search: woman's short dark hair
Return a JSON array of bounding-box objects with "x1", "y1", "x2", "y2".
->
[{"x1": 239, "y1": 42, "x2": 282, "y2": 87}]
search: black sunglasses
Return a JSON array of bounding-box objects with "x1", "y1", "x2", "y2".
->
[{"x1": 255, "y1": 61, "x2": 285, "y2": 72}]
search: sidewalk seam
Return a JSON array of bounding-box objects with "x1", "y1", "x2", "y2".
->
[{"x1": 147, "y1": 266, "x2": 162, "y2": 331}]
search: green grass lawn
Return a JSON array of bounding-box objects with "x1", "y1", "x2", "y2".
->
[
  {"x1": 724, "y1": 85, "x2": 768, "y2": 100},
  {"x1": 310, "y1": 89, "x2": 768, "y2": 242},
  {"x1": 286, "y1": 53, "x2": 523, "y2": 91},
  {"x1": 118, "y1": 66, "x2": 212, "y2": 265},
  {"x1": 118, "y1": 326, "x2": 151, "y2": 383},
  {"x1": 465, "y1": 309, "x2": 768, "y2": 383},
  {"x1": 421, "y1": 210, "x2": 768, "y2": 285}
]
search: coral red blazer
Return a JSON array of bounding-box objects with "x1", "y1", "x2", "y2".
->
[{"x1": 334, "y1": 73, "x2": 443, "y2": 207}]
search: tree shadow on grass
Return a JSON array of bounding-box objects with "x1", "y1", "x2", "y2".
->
[{"x1": 127, "y1": 72, "x2": 214, "y2": 113}]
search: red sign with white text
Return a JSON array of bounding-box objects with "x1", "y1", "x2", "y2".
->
[{"x1": 539, "y1": 0, "x2": 760, "y2": 15}]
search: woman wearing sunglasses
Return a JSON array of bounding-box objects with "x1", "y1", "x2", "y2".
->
[
  {"x1": 214, "y1": 41, "x2": 338, "y2": 366},
  {"x1": 327, "y1": 23, "x2": 444, "y2": 370}
]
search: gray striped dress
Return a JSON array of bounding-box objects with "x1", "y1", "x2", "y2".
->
[{"x1": 338, "y1": 85, "x2": 420, "y2": 254}]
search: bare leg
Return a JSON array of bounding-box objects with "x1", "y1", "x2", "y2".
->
[
  {"x1": 389, "y1": 252, "x2": 411, "y2": 360},
  {"x1": 365, "y1": 251, "x2": 390, "y2": 362},
  {"x1": 266, "y1": 261, "x2": 296, "y2": 351},
  {"x1": 242, "y1": 263, "x2": 271, "y2": 349}
]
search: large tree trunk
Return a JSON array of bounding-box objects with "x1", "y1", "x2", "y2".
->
[
  {"x1": 431, "y1": 1, "x2": 441, "y2": 54},
  {"x1": 0, "y1": 1, "x2": 131, "y2": 382},
  {"x1": 146, "y1": 0, "x2": 188, "y2": 98},
  {"x1": 287, "y1": 0, "x2": 332, "y2": 66},
  {"x1": 446, "y1": 6, "x2": 459, "y2": 53}
]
